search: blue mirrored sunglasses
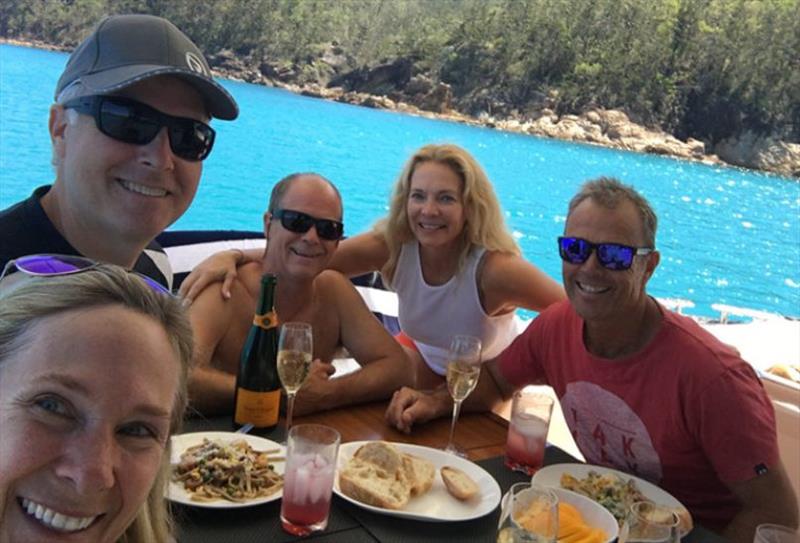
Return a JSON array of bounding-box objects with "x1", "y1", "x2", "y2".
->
[
  {"x1": 558, "y1": 236, "x2": 654, "y2": 271},
  {"x1": 0, "y1": 254, "x2": 171, "y2": 294}
]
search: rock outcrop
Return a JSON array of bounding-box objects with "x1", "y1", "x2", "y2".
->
[{"x1": 714, "y1": 132, "x2": 800, "y2": 177}]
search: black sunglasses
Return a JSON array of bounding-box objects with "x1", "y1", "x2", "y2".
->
[
  {"x1": 558, "y1": 236, "x2": 654, "y2": 271},
  {"x1": 62, "y1": 95, "x2": 215, "y2": 161},
  {"x1": 272, "y1": 209, "x2": 344, "y2": 241}
]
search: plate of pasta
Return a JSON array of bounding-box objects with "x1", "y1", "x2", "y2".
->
[{"x1": 168, "y1": 431, "x2": 285, "y2": 508}]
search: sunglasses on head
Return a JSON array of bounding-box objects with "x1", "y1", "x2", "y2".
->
[
  {"x1": 558, "y1": 236, "x2": 654, "y2": 271},
  {"x1": 62, "y1": 95, "x2": 215, "y2": 162},
  {"x1": 0, "y1": 254, "x2": 171, "y2": 295},
  {"x1": 272, "y1": 209, "x2": 344, "y2": 241}
]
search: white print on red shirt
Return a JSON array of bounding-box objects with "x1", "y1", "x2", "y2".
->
[{"x1": 561, "y1": 381, "x2": 663, "y2": 482}]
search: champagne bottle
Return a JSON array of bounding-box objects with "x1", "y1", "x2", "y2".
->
[{"x1": 233, "y1": 273, "x2": 281, "y2": 432}]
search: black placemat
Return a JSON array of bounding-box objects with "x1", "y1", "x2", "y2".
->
[{"x1": 174, "y1": 498, "x2": 364, "y2": 543}]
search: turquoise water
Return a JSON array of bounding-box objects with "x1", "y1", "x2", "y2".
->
[{"x1": 2, "y1": 43, "x2": 799, "y2": 319}]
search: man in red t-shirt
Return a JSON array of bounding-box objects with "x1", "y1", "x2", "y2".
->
[{"x1": 386, "y1": 177, "x2": 798, "y2": 541}]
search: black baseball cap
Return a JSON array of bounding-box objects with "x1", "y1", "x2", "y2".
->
[{"x1": 55, "y1": 14, "x2": 238, "y2": 120}]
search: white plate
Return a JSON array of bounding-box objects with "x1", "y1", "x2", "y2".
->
[
  {"x1": 333, "y1": 441, "x2": 502, "y2": 522},
  {"x1": 532, "y1": 464, "x2": 693, "y2": 534},
  {"x1": 167, "y1": 431, "x2": 285, "y2": 508}
]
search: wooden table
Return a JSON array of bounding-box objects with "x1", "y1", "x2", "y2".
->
[
  {"x1": 175, "y1": 401, "x2": 729, "y2": 543},
  {"x1": 294, "y1": 400, "x2": 509, "y2": 461}
]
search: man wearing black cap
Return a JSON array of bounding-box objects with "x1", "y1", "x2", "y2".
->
[{"x1": 0, "y1": 14, "x2": 238, "y2": 289}]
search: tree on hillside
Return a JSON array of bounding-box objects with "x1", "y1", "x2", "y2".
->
[{"x1": 2, "y1": 0, "x2": 796, "y2": 143}]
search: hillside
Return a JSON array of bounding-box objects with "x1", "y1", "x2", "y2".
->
[{"x1": 2, "y1": 0, "x2": 798, "y2": 175}]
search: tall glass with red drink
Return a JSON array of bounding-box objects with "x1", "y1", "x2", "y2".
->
[
  {"x1": 280, "y1": 424, "x2": 340, "y2": 535},
  {"x1": 505, "y1": 390, "x2": 554, "y2": 475}
]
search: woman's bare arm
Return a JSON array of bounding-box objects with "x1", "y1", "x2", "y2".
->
[
  {"x1": 329, "y1": 231, "x2": 390, "y2": 277},
  {"x1": 479, "y1": 251, "x2": 566, "y2": 315}
]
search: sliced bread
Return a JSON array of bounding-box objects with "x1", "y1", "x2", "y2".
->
[
  {"x1": 399, "y1": 453, "x2": 436, "y2": 496},
  {"x1": 440, "y1": 466, "x2": 479, "y2": 500},
  {"x1": 339, "y1": 458, "x2": 411, "y2": 509}
]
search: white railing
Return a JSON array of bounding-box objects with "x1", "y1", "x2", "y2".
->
[
  {"x1": 656, "y1": 297, "x2": 695, "y2": 315},
  {"x1": 710, "y1": 303, "x2": 783, "y2": 324}
]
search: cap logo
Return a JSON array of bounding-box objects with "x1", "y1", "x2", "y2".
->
[{"x1": 185, "y1": 52, "x2": 208, "y2": 75}]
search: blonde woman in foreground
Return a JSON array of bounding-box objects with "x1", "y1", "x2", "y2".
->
[
  {"x1": 0, "y1": 259, "x2": 192, "y2": 543},
  {"x1": 183, "y1": 144, "x2": 564, "y2": 387}
]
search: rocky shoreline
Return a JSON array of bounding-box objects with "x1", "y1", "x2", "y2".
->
[{"x1": 5, "y1": 37, "x2": 797, "y2": 177}]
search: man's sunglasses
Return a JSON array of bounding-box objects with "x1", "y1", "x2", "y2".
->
[
  {"x1": 558, "y1": 236, "x2": 654, "y2": 271},
  {"x1": 62, "y1": 95, "x2": 215, "y2": 162},
  {"x1": 0, "y1": 254, "x2": 170, "y2": 295},
  {"x1": 272, "y1": 209, "x2": 344, "y2": 241}
]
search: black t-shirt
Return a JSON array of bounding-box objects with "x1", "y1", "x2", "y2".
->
[{"x1": 0, "y1": 185, "x2": 172, "y2": 289}]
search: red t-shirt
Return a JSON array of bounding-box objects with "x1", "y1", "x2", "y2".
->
[{"x1": 498, "y1": 300, "x2": 778, "y2": 529}]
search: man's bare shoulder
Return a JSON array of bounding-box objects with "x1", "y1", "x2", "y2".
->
[
  {"x1": 313, "y1": 269, "x2": 358, "y2": 297},
  {"x1": 236, "y1": 261, "x2": 263, "y2": 292}
]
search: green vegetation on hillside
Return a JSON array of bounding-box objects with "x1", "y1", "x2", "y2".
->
[{"x1": 2, "y1": 0, "x2": 797, "y2": 143}]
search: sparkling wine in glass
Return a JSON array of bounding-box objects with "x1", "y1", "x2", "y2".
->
[
  {"x1": 277, "y1": 322, "x2": 313, "y2": 434},
  {"x1": 444, "y1": 334, "x2": 482, "y2": 456}
]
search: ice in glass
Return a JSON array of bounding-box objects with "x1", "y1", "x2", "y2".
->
[{"x1": 280, "y1": 424, "x2": 340, "y2": 535}]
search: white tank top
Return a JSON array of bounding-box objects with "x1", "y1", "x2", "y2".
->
[{"x1": 388, "y1": 242, "x2": 519, "y2": 375}]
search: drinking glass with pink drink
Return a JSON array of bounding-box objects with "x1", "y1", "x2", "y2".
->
[
  {"x1": 280, "y1": 424, "x2": 340, "y2": 536},
  {"x1": 505, "y1": 390, "x2": 554, "y2": 475}
]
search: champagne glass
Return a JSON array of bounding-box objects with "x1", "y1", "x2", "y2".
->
[
  {"x1": 619, "y1": 501, "x2": 680, "y2": 543},
  {"x1": 277, "y1": 322, "x2": 313, "y2": 435},
  {"x1": 497, "y1": 483, "x2": 558, "y2": 543},
  {"x1": 444, "y1": 334, "x2": 482, "y2": 456}
]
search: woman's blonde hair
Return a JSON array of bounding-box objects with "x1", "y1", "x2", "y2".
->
[
  {"x1": 378, "y1": 143, "x2": 520, "y2": 282},
  {"x1": 0, "y1": 265, "x2": 193, "y2": 543}
]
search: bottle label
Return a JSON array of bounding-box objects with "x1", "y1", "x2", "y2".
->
[
  {"x1": 234, "y1": 388, "x2": 280, "y2": 427},
  {"x1": 252, "y1": 310, "x2": 278, "y2": 330}
]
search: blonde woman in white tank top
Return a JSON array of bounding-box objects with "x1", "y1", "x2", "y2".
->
[{"x1": 328, "y1": 144, "x2": 565, "y2": 387}]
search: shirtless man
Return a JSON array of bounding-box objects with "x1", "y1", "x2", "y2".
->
[{"x1": 188, "y1": 173, "x2": 412, "y2": 415}]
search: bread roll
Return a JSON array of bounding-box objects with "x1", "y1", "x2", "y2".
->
[
  {"x1": 352, "y1": 441, "x2": 404, "y2": 475},
  {"x1": 440, "y1": 466, "x2": 479, "y2": 500}
]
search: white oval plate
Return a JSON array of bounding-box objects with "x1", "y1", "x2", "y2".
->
[
  {"x1": 167, "y1": 431, "x2": 285, "y2": 508},
  {"x1": 532, "y1": 463, "x2": 693, "y2": 534},
  {"x1": 334, "y1": 441, "x2": 501, "y2": 522}
]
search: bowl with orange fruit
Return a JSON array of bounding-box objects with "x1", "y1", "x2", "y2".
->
[
  {"x1": 551, "y1": 487, "x2": 618, "y2": 543},
  {"x1": 498, "y1": 485, "x2": 618, "y2": 543}
]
